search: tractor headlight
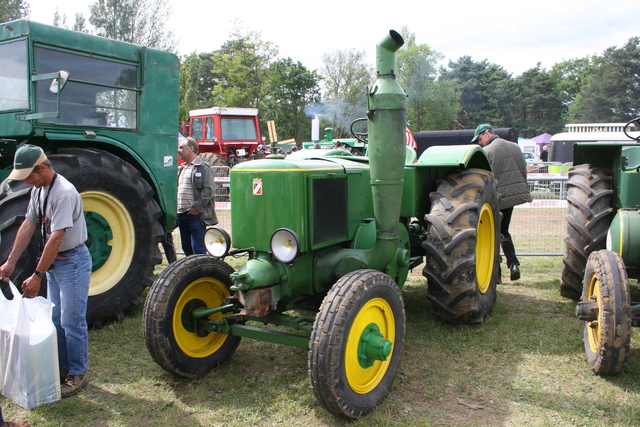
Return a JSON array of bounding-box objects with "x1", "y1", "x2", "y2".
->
[
  {"x1": 270, "y1": 228, "x2": 300, "y2": 263},
  {"x1": 204, "y1": 226, "x2": 231, "y2": 258}
]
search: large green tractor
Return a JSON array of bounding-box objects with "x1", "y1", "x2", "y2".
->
[
  {"x1": 0, "y1": 20, "x2": 179, "y2": 327},
  {"x1": 143, "y1": 30, "x2": 502, "y2": 418},
  {"x1": 563, "y1": 118, "x2": 640, "y2": 375}
]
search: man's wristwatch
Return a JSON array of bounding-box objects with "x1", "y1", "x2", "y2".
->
[{"x1": 34, "y1": 270, "x2": 46, "y2": 279}]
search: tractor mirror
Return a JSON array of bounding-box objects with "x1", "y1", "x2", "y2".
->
[{"x1": 49, "y1": 70, "x2": 70, "y2": 94}]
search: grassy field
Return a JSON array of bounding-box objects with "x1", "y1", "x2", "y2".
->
[{"x1": 3, "y1": 256, "x2": 640, "y2": 427}]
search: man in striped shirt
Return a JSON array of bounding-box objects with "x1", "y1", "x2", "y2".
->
[{"x1": 177, "y1": 137, "x2": 217, "y2": 255}]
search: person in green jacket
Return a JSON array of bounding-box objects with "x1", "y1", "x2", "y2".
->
[{"x1": 472, "y1": 124, "x2": 532, "y2": 281}]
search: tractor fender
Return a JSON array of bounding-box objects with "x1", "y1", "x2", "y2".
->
[
  {"x1": 416, "y1": 144, "x2": 492, "y2": 171},
  {"x1": 607, "y1": 209, "x2": 640, "y2": 269}
]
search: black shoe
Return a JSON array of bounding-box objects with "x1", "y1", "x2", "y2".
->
[{"x1": 510, "y1": 264, "x2": 520, "y2": 281}]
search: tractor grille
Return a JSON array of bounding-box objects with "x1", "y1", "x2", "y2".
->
[{"x1": 312, "y1": 176, "x2": 347, "y2": 246}]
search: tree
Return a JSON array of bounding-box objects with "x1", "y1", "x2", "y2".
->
[
  {"x1": 567, "y1": 37, "x2": 640, "y2": 122},
  {"x1": 178, "y1": 53, "x2": 202, "y2": 122},
  {"x1": 72, "y1": 13, "x2": 89, "y2": 33},
  {"x1": 550, "y1": 56, "x2": 598, "y2": 107},
  {"x1": 54, "y1": 8, "x2": 88, "y2": 33},
  {"x1": 320, "y1": 49, "x2": 373, "y2": 138},
  {"x1": 208, "y1": 24, "x2": 278, "y2": 110},
  {"x1": 512, "y1": 65, "x2": 565, "y2": 137},
  {"x1": 416, "y1": 80, "x2": 461, "y2": 130},
  {"x1": 0, "y1": 0, "x2": 29, "y2": 22},
  {"x1": 440, "y1": 56, "x2": 515, "y2": 129},
  {"x1": 396, "y1": 28, "x2": 460, "y2": 131},
  {"x1": 88, "y1": 0, "x2": 176, "y2": 51},
  {"x1": 262, "y1": 58, "x2": 321, "y2": 143},
  {"x1": 178, "y1": 52, "x2": 223, "y2": 121}
]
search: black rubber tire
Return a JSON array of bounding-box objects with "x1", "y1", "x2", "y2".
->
[
  {"x1": 49, "y1": 148, "x2": 165, "y2": 328},
  {"x1": 561, "y1": 164, "x2": 614, "y2": 301},
  {"x1": 143, "y1": 255, "x2": 241, "y2": 378},
  {"x1": 309, "y1": 270, "x2": 405, "y2": 419},
  {"x1": 199, "y1": 152, "x2": 227, "y2": 168},
  {"x1": 0, "y1": 179, "x2": 43, "y2": 295},
  {"x1": 422, "y1": 169, "x2": 501, "y2": 324},
  {"x1": 582, "y1": 250, "x2": 631, "y2": 375}
]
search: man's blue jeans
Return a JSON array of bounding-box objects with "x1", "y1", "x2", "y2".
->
[
  {"x1": 177, "y1": 212, "x2": 207, "y2": 255},
  {"x1": 48, "y1": 244, "x2": 91, "y2": 376}
]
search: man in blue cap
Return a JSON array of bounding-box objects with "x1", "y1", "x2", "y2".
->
[
  {"x1": 0, "y1": 144, "x2": 91, "y2": 397},
  {"x1": 472, "y1": 124, "x2": 531, "y2": 281}
]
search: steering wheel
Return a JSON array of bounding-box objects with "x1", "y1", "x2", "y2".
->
[
  {"x1": 623, "y1": 117, "x2": 640, "y2": 142},
  {"x1": 350, "y1": 118, "x2": 368, "y2": 144}
]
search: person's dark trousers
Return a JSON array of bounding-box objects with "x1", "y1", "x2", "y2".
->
[
  {"x1": 500, "y1": 207, "x2": 519, "y2": 267},
  {"x1": 177, "y1": 212, "x2": 207, "y2": 255}
]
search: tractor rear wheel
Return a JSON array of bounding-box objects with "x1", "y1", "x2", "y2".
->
[
  {"x1": 582, "y1": 250, "x2": 631, "y2": 375},
  {"x1": 50, "y1": 148, "x2": 165, "y2": 328},
  {"x1": 309, "y1": 270, "x2": 405, "y2": 419},
  {"x1": 0, "y1": 179, "x2": 42, "y2": 294},
  {"x1": 561, "y1": 164, "x2": 613, "y2": 300},
  {"x1": 143, "y1": 255, "x2": 241, "y2": 378},
  {"x1": 422, "y1": 169, "x2": 500, "y2": 323},
  {"x1": 199, "y1": 152, "x2": 227, "y2": 168}
]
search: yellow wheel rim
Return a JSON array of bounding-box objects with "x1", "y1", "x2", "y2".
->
[
  {"x1": 82, "y1": 191, "x2": 134, "y2": 296},
  {"x1": 173, "y1": 277, "x2": 232, "y2": 358},
  {"x1": 586, "y1": 273, "x2": 602, "y2": 354},
  {"x1": 475, "y1": 203, "x2": 496, "y2": 294},
  {"x1": 345, "y1": 297, "x2": 395, "y2": 394}
]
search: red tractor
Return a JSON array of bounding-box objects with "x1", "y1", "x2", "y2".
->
[{"x1": 182, "y1": 107, "x2": 265, "y2": 167}]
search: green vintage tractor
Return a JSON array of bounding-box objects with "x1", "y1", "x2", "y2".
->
[
  {"x1": 143, "y1": 30, "x2": 502, "y2": 418},
  {"x1": 563, "y1": 118, "x2": 640, "y2": 375}
]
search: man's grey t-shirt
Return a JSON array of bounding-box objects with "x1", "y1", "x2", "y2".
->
[{"x1": 26, "y1": 173, "x2": 88, "y2": 252}]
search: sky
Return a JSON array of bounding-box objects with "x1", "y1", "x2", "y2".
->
[{"x1": 24, "y1": 0, "x2": 637, "y2": 77}]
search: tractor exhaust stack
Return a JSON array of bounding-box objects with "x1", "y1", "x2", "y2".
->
[{"x1": 368, "y1": 30, "x2": 406, "y2": 259}]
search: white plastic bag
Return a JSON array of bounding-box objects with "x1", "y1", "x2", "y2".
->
[
  {"x1": 1, "y1": 281, "x2": 61, "y2": 409},
  {"x1": 0, "y1": 281, "x2": 21, "y2": 395}
]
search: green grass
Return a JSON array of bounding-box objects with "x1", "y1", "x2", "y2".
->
[{"x1": 3, "y1": 257, "x2": 640, "y2": 426}]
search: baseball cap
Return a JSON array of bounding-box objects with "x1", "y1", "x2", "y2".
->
[
  {"x1": 471, "y1": 124, "x2": 492, "y2": 142},
  {"x1": 7, "y1": 144, "x2": 48, "y2": 180}
]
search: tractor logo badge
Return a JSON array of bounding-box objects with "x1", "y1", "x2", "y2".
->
[{"x1": 253, "y1": 178, "x2": 263, "y2": 195}]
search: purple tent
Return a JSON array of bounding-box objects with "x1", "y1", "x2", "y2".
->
[{"x1": 532, "y1": 133, "x2": 552, "y2": 145}]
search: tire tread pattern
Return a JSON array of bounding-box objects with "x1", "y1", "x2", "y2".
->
[
  {"x1": 421, "y1": 169, "x2": 500, "y2": 324},
  {"x1": 561, "y1": 164, "x2": 613, "y2": 300},
  {"x1": 583, "y1": 250, "x2": 631, "y2": 375},
  {"x1": 143, "y1": 255, "x2": 241, "y2": 378},
  {"x1": 308, "y1": 269, "x2": 405, "y2": 419}
]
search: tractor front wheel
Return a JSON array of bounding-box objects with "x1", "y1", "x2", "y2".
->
[
  {"x1": 143, "y1": 255, "x2": 241, "y2": 378},
  {"x1": 422, "y1": 168, "x2": 500, "y2": 323},
  {"x1": 308, "y1": 270, "x2": 405, "y2": 419},
  {"x1": 582, "y1": 250, "x2": 631, "y2": 375}
]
